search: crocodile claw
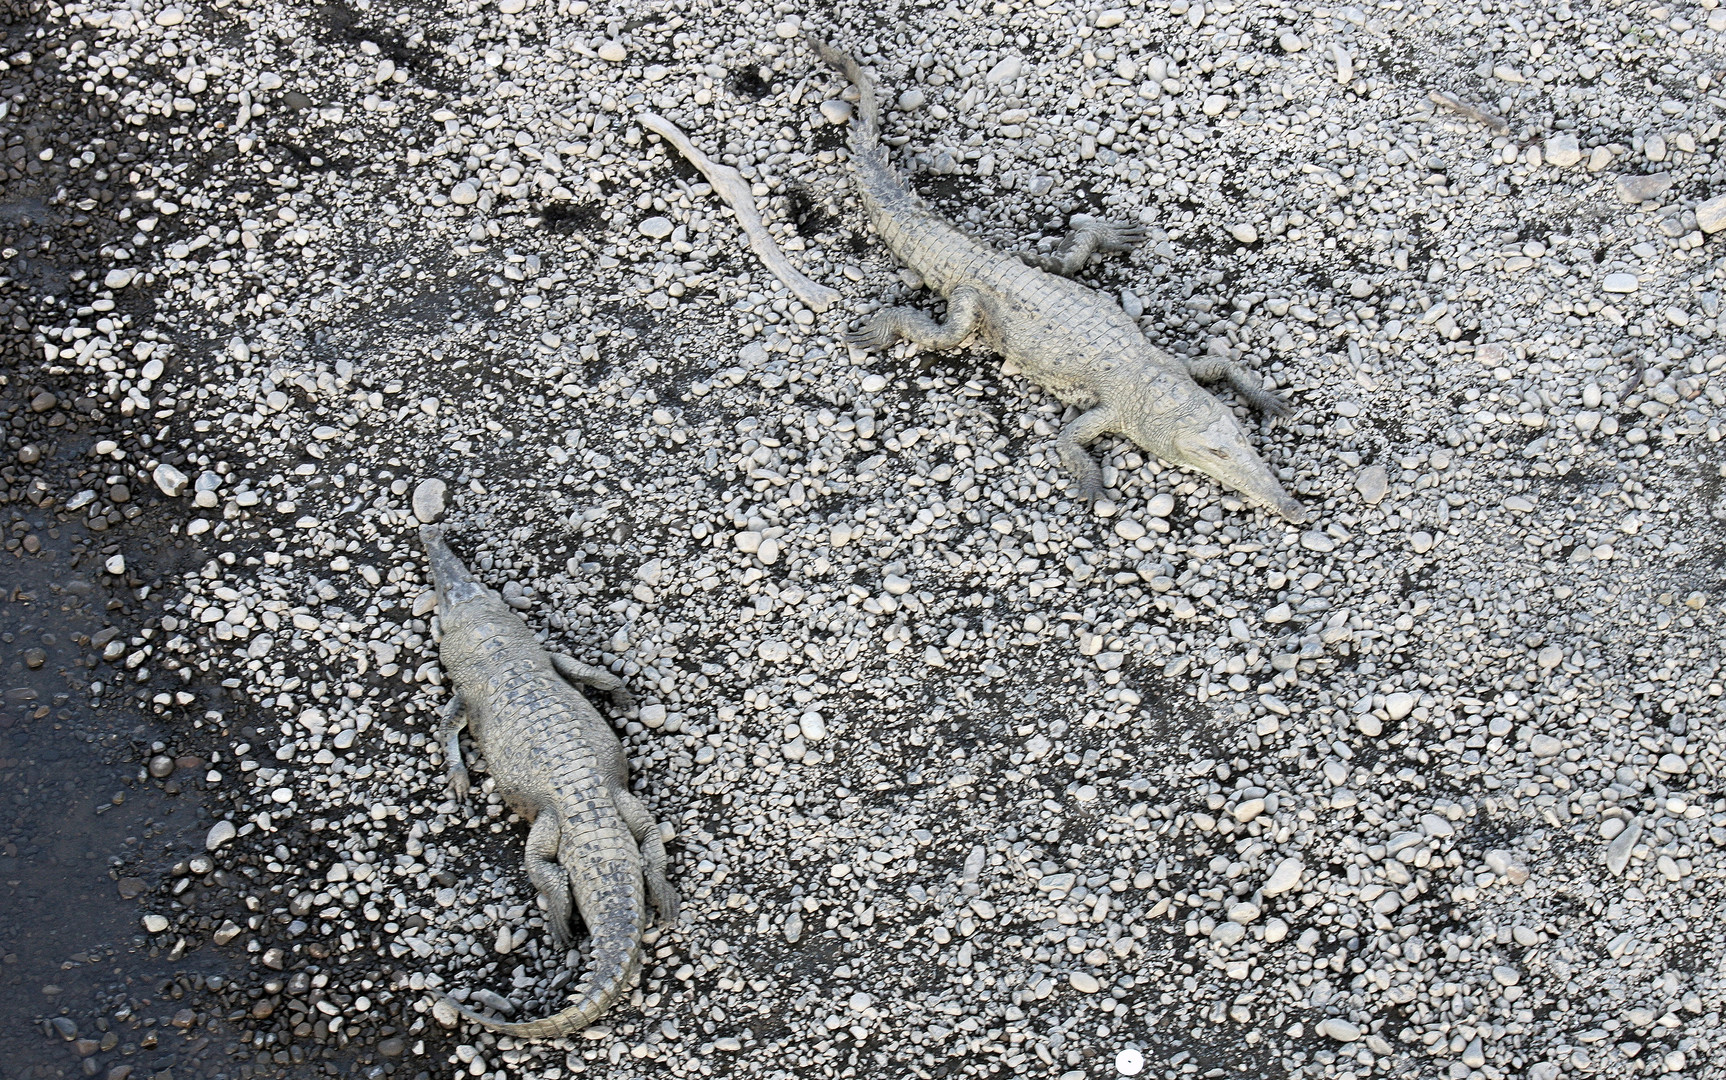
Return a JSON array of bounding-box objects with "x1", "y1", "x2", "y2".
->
[
  {"x1": 845, "y1": 322, "x2": 897, "y2": 351},
  {"x1": 449, "y1": 765, "x2": 471, "y2": 801}
]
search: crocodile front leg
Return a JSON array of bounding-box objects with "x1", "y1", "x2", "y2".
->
[
  {"x1": 614, "y1": 789, "x2": 679, "y2": 923},
  {"x1": 847, "y1": 286, "x2": 983, "y2": 351},
  {"x1": 1022, "y1": 215, "x2": 1147, "y2": 277},
  {"x1": 551, "y1": 652, "x2": 633, "y2": 706},
  {"x1": 1057, "y1": 405, "x2": 1119, "y2": 502},
  {"x1": 1185, "y1": 356, "x2": 1291, "y2": 421},
  {"x1": 523, "y1": 813, "x2": 575, "y2": 949},
  {"x1": 436, "y1": 693, "x2": 471, "y2": 800}
]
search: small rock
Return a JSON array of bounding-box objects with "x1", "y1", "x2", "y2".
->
[
  {"x1": 783, "y1": 911, "x2": 803, "y2": 943},
  {"x1": 412, "y1": 478, "x2": 447, "y2": 524},
  {"x1": 1544, "y1": 133, "x2": 1581, "y2": 167},
  {"x1": 104, "y1": 268, "x2": 137, "y2": 289},
  {"x1": 1317, "y1": 1017, "x2": 1361, "y2": 1042},
  {"x1": 1300, "y1": 530, "x2": 1336, "y2": 553},
  {"x1": 1657, "y1": 753, "x2": 1688, "y2": 774},
  {"x1": 883, "y1": 574, "x2": 912, "y2": 596},
  {"x1": 1068, "y1": 971, "x2": 1100, "y2": 993},
  {"x1": 1483, "y1": 849, "x2": 1529, "y2": 885},
  {"x1": 1384, "y1": 692, "x2": 1415, "y2": 720},
  {"x1": 50, "y1": 1017, "x2": 77, "y2": 1040},
  {"x1": 1529, "y1": 733, "x2": 1564, "y2": 757},
  {"x1": 638, "y1": 216, "x2": 674, "y2": 239},
  {"x1": 152, "y1": 462, "x2": 189, "y2": 497},
  {"x1": 1574, "y1": 410, "x2": 1602, "y2": 432},
  {"x1": 985, "y1": 55, "x2": 1022, "y2": 84},
  {"x1": 897, "y1": 89, "x2": 926, "y2": 111},
  {"x1": 1228, "y1": 223, "x2": 1258, "y2": 244},
  {"x1": 1696, "y1": 194, "x2": 1726, "y2": 234},
  {"x1": 1146, "y1": 493, "x2": 1175, "y2": 517},
  {"x1": 206, "y1": 820, "x2": 237, "y2": 851},
  {"x1": 799, "y1": 711, "x2": 826, "y2": 741},
  {"x1": 819, "y1": 99, "x2": 853, "y2": 125},
  {"x1": 1264, "y1": 603, "x2": 1291, "y2": 624},
  {"x1": 431, "y1": 998, "x2": 460, "y2": 1028},
  {"x1": 450, "y1": 182, "x2": 479, "y2": 205},
  {"x1": 377, "y1": 1037, "x2": 406, "y2": 1057},
  {"x1": 142, "y1": 914, "x2": 169, "y2": 933},
  {"x1": 1202, "y1": 94, "x2": 1228, "y2": 116},
  {"x1": 497, "y1": 0, "x2": 525, "y2": 11},
  {"x1": 1354, "y1": 464, "x2": 1387, "y2": 505},
  {"x1": 1278, "y1": 31, "x2": 1305, "y2": 51},
  {"x1": 104, "y1": 554, "x2": 126, "y2": 575},
  {"x1": 597, "y1": 40, "x2": 627, "y2": 63},
  {"x1": 1602, "y1": 272, "x2": 1639, "y2": 294},
  {"x1": 153, "y1": 7, "x2": 184, "y2": 25},
  {"x1": 1605, "y1": 817, "x2": 1642, "y2": 876},
  {"x1": 1410, "y1": 531, "x2": 1435, "y2": 554},
  {"x1": 1262, "y1": 857, "x2": 1304, "y2": 896},
  {"x1": 148, "y1": 754, "x2": 175, "y2": 778},
  {"x1": 1615, "y1": 173, "x2": 1673, "y2": 204}
]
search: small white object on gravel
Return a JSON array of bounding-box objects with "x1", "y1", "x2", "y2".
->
[{"x1": 412, "y1": 478, "x2": 447, "y2": 524}]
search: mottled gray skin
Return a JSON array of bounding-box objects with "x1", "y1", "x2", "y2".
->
[
  {"x1": 810, "y1": 38, "x2": 1307, "y2": 524},
  {"x1": 423, "y1": 524, "x2": 677, "y2": 1039}
]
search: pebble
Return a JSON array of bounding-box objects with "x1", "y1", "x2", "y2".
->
[
  {"x1": 205, "y1": 820, "x2": 237, "y2": 851},
  {"x1": 450, "y1": 182, "x2": 479, "y2": 206},
  {"x1": 104, "y1": 268, "x2": 137, "y2": 289},
  {"x1": 142, "y1": 914, "x2": 169, "y2": 933},
  {"x1": 1068, "y1": 971, "x2": 1100, "y2": 993},
  {"x1": 1353, "y1": 464, "x2": 1387, "y2": 504},
  {"x1": 1228, "y1": 223, "x2": 1258, "y2": 244},
  {"x1": 1299, "y1": 530, "x2": 1336, "y2": 553},
  {"x1": 1317, "y1": 1018, "x2": 1361, "y2": 1042},
  {"x1": 638, "y1": 216, "x2": 675, "y2": 239},
  {"x1": 1544, "y1": 133, "x2": 1581, "y2": 167},
  {"x1": 819, "y1": 100, "x2": 853, "y2": 125},
  {"x1": 897, "y1": 89, "x2": 926, "y2": 111},
  {"x1": 1615, "y1": 173, "x2": 1673, "y2": 204},
  {"x1": 985, "y1": 55, "x2": 1022, "y2": 84},
  {"x1": 597, "y1": 40, "x2": 627, "y2": 63},
  {"x1": 1262, "y1": 858, "x2": 1304, "y2": 896},
  {"x1": 151, "y1": 462, "x2": 189, "y2": 497},
  {"x1": 153, "y1": 7, "x2": 184, "y2": 25},
  {"x1": 1383, "y1": 692, "x2": 1415, "y2": 720},
  {"x1": 413, "y1": 478, "x2": 448, "y2": 524},
  {"x1": 1605, "y1": 817, "x2": 1643, "y2": 876},
  {"x1": 1696, "y1": 194, "x2": 1726, "y2": 234},
  {"x1": 1602, "y1": 272, "x2": 1639, "y2": 293}
]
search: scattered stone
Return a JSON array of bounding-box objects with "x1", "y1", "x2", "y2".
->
[
  {"x1": 1696, "y1": 194, "x2": 1726, "y2": 234},
  {"x1": 1615, "y1": 173, "x2": 1673, "y2": 204},
  {"x1": 1544, "y1": 133, "x2": 1581, "y2": 167},
  {"x1": 413, "y1": 478, "x2": 448, "y2": 524}
]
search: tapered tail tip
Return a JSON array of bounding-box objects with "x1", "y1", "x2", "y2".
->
[{"x1": 1276, "y1": 499, "x2": 1308, "y2": 525}]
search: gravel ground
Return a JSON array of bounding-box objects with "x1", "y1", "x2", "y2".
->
[{"x1": 13, "y1": 0, "x2": 1726, "y2": 1078}]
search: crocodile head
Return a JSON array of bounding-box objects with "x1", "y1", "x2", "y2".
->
[
  {"x1": 420, "y1": 524, "x2": 490, "y2": 611},
  {"x1": 1155, "y1": 407, "x2": 1307, "y2": 525}
]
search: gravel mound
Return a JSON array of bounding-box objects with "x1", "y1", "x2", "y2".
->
[{"x1": 19, "y1": 0, "x2": 1726, "y2": 1078}]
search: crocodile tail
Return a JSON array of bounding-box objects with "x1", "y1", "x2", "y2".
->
[
  {"x1": 806, "y1": 35, "x2": 880, "y2": 151},
  {"x1": 443, "y1": 905, "x2": 645, "y2": 1039}
]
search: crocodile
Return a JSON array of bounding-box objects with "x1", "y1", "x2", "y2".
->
[
  {"x1": 807, "y1": 37, "x2": 1307, "y2": 524},
  {"x1": 422, "y1": 524, "x2": 678, "y2": 1038}
]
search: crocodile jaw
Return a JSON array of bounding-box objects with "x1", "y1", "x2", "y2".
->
[
  {"x1": 1164, "y1": 414, "x2": 1307, "y2": 525},
  {"x1": 421, "y1": 524, "x2": 490, "y2": 611}
]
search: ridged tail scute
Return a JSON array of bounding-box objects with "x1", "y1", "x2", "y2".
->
[
  {"x1": 806, "y1": 35, "x2": 880, "y2": 151},
  {"x1": 442, "y1": 901, "x2": 646, "y2": 1039}
]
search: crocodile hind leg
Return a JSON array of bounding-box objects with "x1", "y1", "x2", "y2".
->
[
  {"x1": 551, "y1": 652, "x2": 634, "y2": 706},
  {"x1": 435, "y1": 693, "x2": 471, "y2": 800},
  {"x1": 1057, "y1": 405, "x2": 1118, "y2": 502},
  {"x1": 523, "y1": 813, "x2": 575, "y2": 949},
  {"x1": 1023, "y1": 215, "x2": 1147, "y2": 276},
  {"x1": 1185, "y1": 356, "x2": 1291, "y2": 422},
  {"x1": 846, "y1": 286, "x2": 982, "y2": 351},
  {"x1": 614, "y1": 789, "x2": 680, "y2": 924}
]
